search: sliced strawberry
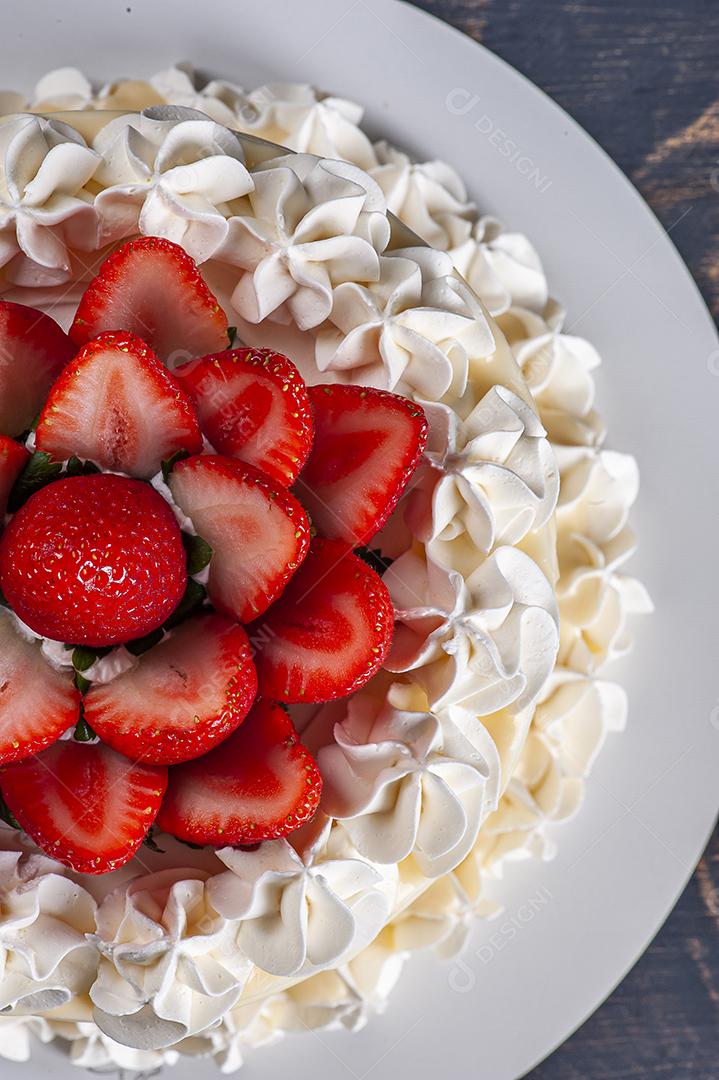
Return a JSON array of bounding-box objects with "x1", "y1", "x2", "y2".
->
[
  {"x1": 0, "y1": 741, "x2": 167, "y2": 874},
  {"x1": 0, "y1": 611, "x2": 81, "y2": 765},
  {"x1": 0, "y1": 437, "x2": 30, "y2": 520},
  {"x1": 84, "y1": 613, "x2": 257, "y2": 766},
  {"x1": 0, "y1": 302, "x2": 76, "y2": 437},
  {"x1": 169, "y1": 455, "x2": 310, "y2": 622},
  {"x1": 298, "y1": 385, "x2": 428, "y2": 547},
  {"x1": 35, "y1": 331, "x2": 202, "y2": 478},
  {"x1": 252, "y1": 539, "x2": 394, "y2": 703},
  {"x1": 175, "y1": 348, "x2": 313, "y2": 487},
  {"x1": 70, "y1": 236, "x2": 229, "y2": 364},
  {"x1": 156, "y1": 698, "x2": 322, "y2": 846}
]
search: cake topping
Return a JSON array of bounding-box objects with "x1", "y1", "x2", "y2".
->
[
  {"x1": 156, "y1": 698, "x2": 322, "y2": 846},
  {"x1": 253, "y1": 539, "x2": 395, "y2": 703},
  {"x1": 0, "y1": 474, "x2": 188, "y2": 647},
  {"x1": 0, "y1": 233, "x2": 433, "y2": 875},
  {"x1": 0, "y1": 301, "x2": 75, "y2": 436},
  {"x1": 0, "y1": 610, "x2": 81, "y2": 765},
  {"x1": 298, "y1": 383, "x2": 428, "y2": 548},
  {"x1": 175, "y1": 347, "x2": 314, "y2": 487},
  {"x1": 69, "y1": 235, "x2": 230, "y2": 362},
  {"x1": 35, "y1": 329, "x2": 203, "y2": 479},
  {"x1": 84, "y1": 613, "x2": 257, "y2": 765},
  {"x1": 168, "y1": 454, "x2": 310, "y2": 622},
  {"x1": 0, "y1": 741, "x2": 168, "y2": 875}
]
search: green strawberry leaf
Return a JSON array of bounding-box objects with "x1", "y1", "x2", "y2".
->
[
  {"x1": 354, "y1": 546, "x2": 394, "y2": 576},
  {"x1": 73, "y1": 714, "x2": 96, "y2": 742},
  {"x1": 161, "y1": 450, "x2": 191, "y2": 483},
  {"x1": 143, "y1": 827, "x2": 166, "y2": 854},
  {"x1": 74, "y1": 671, "x2": 91, "y2": 694},
  {"x1": 65, "y1": 456, "x2": 101, "y2": 478},
  {"x1": 182, "y1": 533, "x2": 213, "y2": 576},
  {"x1": 7, "y1": 452, "x2": 63, "y2": 513},
  {"x1": 164, "y1": 579, "x2": 207, "y2": 630},
  {"x1": 126, "y1": 628, "x2": 165, "y2": 656}
]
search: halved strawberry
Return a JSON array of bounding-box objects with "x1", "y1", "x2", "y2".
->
[
  {"x1": 252, "y1": 539, "x2": 394, "y2": 703},
  {"x1": 156, "y1": 698, "x2": 322, "y2": 846},
  {"x1": 70, "y1": 236, "x2": 229, "y2": 364},
  {"x1": 298, "y1": 385, "x2": 428, "y2": 547},
  {"x1": 0, "y1": 302, "x2": 76, "y2": 437},
  {"x1": 0, "y1": 437, "x2": 30, "y2": 520},
  {"x1": 169, "y1": 455, "x2": 310, "y2": 622},
  {"x1": 35, "y1": 331, "x2": 202, "y2": 478},
  {"x1": 84, "y1": 613, "x2": 257, "y2": 766},
  {"x1": 0, "y1": 741, "x2": 167, "y2": 874},
  {"x1": 175, "y1": 348, "x2": 313, "y2": 487},
  {"x1": 0, "y1": 611, "x2": 81, "y2": 765}
]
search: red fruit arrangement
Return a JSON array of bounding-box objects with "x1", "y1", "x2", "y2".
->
[{"x1": 0, "y1": 236, "x2": 428, "y2": 874}]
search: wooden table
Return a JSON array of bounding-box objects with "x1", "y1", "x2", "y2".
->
[{"x1": 409, "y1": 1, "x2": 719, "y2": 1075}]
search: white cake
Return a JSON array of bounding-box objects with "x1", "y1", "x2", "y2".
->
[{"x1": 0, "y1": 66, "x2": 649, "y2": 1072}]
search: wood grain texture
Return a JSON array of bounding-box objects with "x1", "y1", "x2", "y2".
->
[{"x1": 407, "y1": 1, "x2": 719, "y2": 1075}]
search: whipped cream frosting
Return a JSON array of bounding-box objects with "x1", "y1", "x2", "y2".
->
[
  {"x1": 224, "y1": 152, "x2": 389, "y2": 331},
  {"x1": 90, "y1": 867, "x2": 252, "y2": 1049},
  {"x1": 93, "y1": 110, "x2": 254, "y2": 263},
  {"x1": 385, "y1": 545, "x2": 559, "y2": 715},
  {"x1": 405, "y1": 384, "x2": 558, "y2": 556},
  {"x1": 318, "y1": 682, "x2": 500, "y2": 877},
  {"x1": 208, "y1": 818, "x2": 397, "y2": 977},
  {"x1": 0, "y1": 114, "x2": 98, "y2": 286},
  {"x1": 0, "y1": 64, "x2": 647, "y2": 1074}
]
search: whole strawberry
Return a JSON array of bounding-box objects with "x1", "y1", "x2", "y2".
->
[{"x1": 0, "y1": 474, "x2": 187, "y2": 646}]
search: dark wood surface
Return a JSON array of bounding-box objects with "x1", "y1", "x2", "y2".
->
[{"x1": 408, "y1": 2, "x2": 719, "y2": 1076}]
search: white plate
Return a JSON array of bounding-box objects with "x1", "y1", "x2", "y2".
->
[{"x1": 2, "y1": 2, "x2": 718, "y2": 1077}]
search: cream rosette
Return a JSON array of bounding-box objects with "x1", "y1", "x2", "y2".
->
[
  {"x1": 369, "y1": 141, "x2": 474, "y2": 250},
  {"x1": 448, "y1": 215, "x2": 549, "y2": 319},
  {"x1": 0, "y1": 114, "x2": 99, "y2": 286},
  {"x1": 385, "y1": 545, "x2": 559, "y2": 716},
  {"x1": 92, "y1": 109, "x2": 254, "y2": 263},
  {"x1": 89, "y1": 868, "x2": 251, "y2": 1050},
  {"x1": 554, "y1": 447, "x2": 652, "y2": 673},
  {"x1": 404, "y1": 384, "x2": 558, "y2": 557},
  {"x1": 315, "y1": 246, "x2": 495, "y2": 400},
  {"x1": 477, "y1": 670, "x2": 628, "y2": 870},
  {"x1": 235, "y1": 81, "x2": 378, "y2": 171},
  {"x1": 148, "y1": 65, "x2": 247, "y2": 127},
  {"x1": 498, "y1": 300, "x2": 605, "y2": 448},
  {"x1": 317, "y1": 682, "x2": 499, "y2": 878},
  {"x1": 208, "y1": 819, "x2": 397, "y2": 978},
  {"x1": 0, "y1": 848, "x2": 97, "y2": 1014},
  {"x1": 222, "y1": 153, "x2": 390, "y2": 332}
]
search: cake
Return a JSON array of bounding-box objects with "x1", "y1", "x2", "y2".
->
[{"x1": 0, "y1": 66, "x2": 650, "y2": 1073}]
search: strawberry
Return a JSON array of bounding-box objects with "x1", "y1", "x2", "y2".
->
[
  {"x1": 0, "y1": 302, "x2": 76, "y2": 437},
  {"x1": 85, "y1": 613, "x2": 258, "y2": 766},
  {"x1": 70, "y1": 236, "x2": 229, "y2": 364},
  {"x1": 156, "y1": 698, "x2": 322, "y2": 846},
  {"x1": 0, "y1": 474, "x2": 187, "y2": 647},
  {"x1": 35, "y1": 330, "x2": 202, "y2": 479},
  {"x1": 175, "y1": 348, "x2": 313, "y2": 487},
  {"x1": 0, "y1": 741, "x2": 168, "y2": 874},
  {"x1": 0, "y1": 437, "x2": 30, "y2": 520},
  {"x1": 169, "y1": 455, "x2": 310, "y2": 623},
  {"x1": 0, "y1": 611, "x2": 81, "y2": 765},
  {"x1": 298, "y1": 385, "x2": 428, "y2": 547},
  {"x1": 252, "y1": 538, "x2": 394, "y2": 703}
]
